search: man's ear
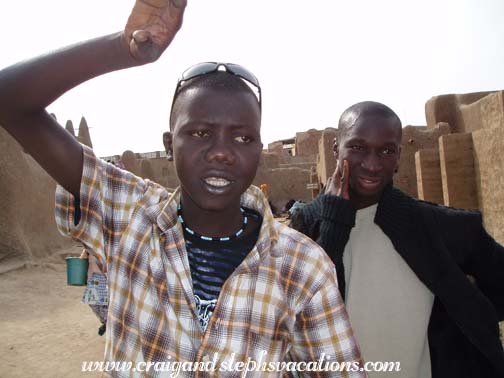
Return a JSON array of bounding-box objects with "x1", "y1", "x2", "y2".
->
[
  {"x1": 163, "y1": 131, "x2": 173, "y2": 161},
  {"x1": 332, "y1": 137, "x2": 339, "y2": 159}
]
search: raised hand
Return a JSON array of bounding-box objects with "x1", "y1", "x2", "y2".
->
[
  {"x1": 124, "y1": 0, "x2": 187, "y2": 63},
  {"x1": 325, "y1": 159, "x2": 350, "y2": 200}
]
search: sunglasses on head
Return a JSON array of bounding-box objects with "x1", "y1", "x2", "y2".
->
[{"x1": 171, "y1": 62, "x2": 262, "y2": 110}]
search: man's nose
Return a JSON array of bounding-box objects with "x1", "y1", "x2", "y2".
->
[
  {"x1": 361, "y1": 152, "x2": 383, "y2": 173},
  {"x1": 205, "y1": 138, "x2": 235, "y2": 165}
]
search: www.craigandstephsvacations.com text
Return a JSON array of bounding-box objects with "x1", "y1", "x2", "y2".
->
[{"x1": 82, "y1": 351, "x2": 401, "y2": 376}]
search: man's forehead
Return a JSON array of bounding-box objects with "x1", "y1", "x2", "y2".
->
[
  {"x1": 176, "y1": 85, "x2": 258, "y2": 107},
  {"x1": 343, "y1": 114, "x2": 401, "y2": 142},
  {"x1": 178, "y1": 85, "x2": 224, "y2": 101},
  {"x1": 172, "y1": 86, "x2": 261, "y2": 130}
]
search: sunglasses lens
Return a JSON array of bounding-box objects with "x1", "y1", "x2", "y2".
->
[
  {"x1": 180, "y1": 62, "x2": 219, "y2": 81},
  {"x1": 226, "y1": 64, "x2": 260, "y2": 87},
  {"x1": 175, "y1": 62, "x2": 261, "y2": 108}
]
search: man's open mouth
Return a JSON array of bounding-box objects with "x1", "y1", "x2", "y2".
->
[{"x1": 203, "y1": 177, "x2": 232, "y2": 188}]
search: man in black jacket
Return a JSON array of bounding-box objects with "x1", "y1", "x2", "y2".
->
[{"x1": 292, "y1": 101, "x2": 504, "y2": 377}]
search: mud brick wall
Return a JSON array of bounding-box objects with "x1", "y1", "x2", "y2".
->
[
  {"x1": 415, "y1": 148, "x2": 443, "y2": 204},
  {"x1": 316, "y1": 128, "x2": 338, "y2": 187},
  {"x1": 0, "y1": 128, "x2": 72, "y2": 263},
  {"x1": 394, "y1": 124, "x2": 450, "y2": 197},
  {"x1": 295, "y1": 130, "x2": 323, "y2": 157},
  {"x1": 439, "y1": 133, "x2": 478, "y2": 209},
  {"x1": 472, "y1": 125, "x2": 504, "y2": 244},
  {"x1": 425, "y1": 91, "x2": 494, "y2": 133}
]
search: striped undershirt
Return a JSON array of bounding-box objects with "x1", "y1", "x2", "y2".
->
[{"x1": 184, "y1": 208, "x2": 261, "y2": 331}]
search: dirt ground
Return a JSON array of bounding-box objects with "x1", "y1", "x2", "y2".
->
[{"x1": 0, "y1": 246, "x2": 104, "y2": 378}]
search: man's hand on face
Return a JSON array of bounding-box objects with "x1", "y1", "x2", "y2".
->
[
  {"x1": 124, "y1": 0, "x2": 187, "y2": 64},
  {"x1": 325, "y1": 159, "x2": 350, "y2": 200}
]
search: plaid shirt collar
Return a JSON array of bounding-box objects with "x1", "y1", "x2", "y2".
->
[{"x1": 145, "y1": 185, "x2": 280, "y2": 259}]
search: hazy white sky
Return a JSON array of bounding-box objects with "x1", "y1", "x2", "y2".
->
[{"x1": 1, "y1": 0, "x2": 503, "y2": 157}]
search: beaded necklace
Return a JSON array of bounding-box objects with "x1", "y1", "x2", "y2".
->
[{"x1": 177, "y1": 203, "x2": 248, "y2": 242}]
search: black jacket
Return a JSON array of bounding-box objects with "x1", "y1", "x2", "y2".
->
[{"x1": 292, "y1": 186, "x2": 504, "y2": 378}]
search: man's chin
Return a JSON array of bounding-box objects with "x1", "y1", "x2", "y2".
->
[{"x1": 350, "y1": 184, "x2": 385, "y2": 207}]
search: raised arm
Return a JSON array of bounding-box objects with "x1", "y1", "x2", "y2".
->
[{"x1": 0, "y1": 0, "x2": 186, "y2": 197}]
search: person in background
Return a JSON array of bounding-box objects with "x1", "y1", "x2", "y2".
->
[
  {"x1": 80, "y1": 249, "x2": 108, "y2": 336},
  {"x1": 292, "y1": 100, "x2": 504, "y2": 378}
]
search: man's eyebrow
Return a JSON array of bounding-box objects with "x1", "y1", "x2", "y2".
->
[
  {"x1": 344, "y1": 137, "x2": 366, "y2": 143},
  {"x1": 344, "y1": 138, "x2": 399, "y2": 146},
  {"x1": 177, "y1": 120, "x2": 259, "y2": 130},
  {"x1": 177, "y1": 120, "x2": 215, "y2": 128},
  {"x1": 229, "y1": 123, "x2": 259, "y2": 130}
]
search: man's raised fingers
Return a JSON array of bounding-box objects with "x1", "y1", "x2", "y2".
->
[
  {"x1": 132, "y1": 29, "x2": 151, "y2": 43},
  {"x1": 333, "y1": 160, "x2": 342, "y2": 180},
  {"x1": 341, "y1": 160, "x2": 350, "y2": 199},
  {"x1": 170, "y1": 0, "x2": 187, "y2": 9}
]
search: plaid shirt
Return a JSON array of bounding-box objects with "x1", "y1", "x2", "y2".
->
[{"x1": 55, "y1": 145, "x2": 364, "y2": 378}]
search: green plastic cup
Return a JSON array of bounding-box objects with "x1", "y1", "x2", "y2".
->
[{"x1": 65, "y1": 257, "x2": 88, "y2": 286}]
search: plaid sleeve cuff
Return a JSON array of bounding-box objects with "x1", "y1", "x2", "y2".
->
[
  {"x1": 54, "y1": 145, "x2": 106, "y2": 264},
  {"x1": 291, "y1": 271, "x2": 365, "y2": 377},
  {"x1": 54, "y1": 144, "x2": 146, "y2": 265}
]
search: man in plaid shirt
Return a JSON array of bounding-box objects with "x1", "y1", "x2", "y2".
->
[{"x1": 0, "y1": 1, "x2": 364, "y2": 376}]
